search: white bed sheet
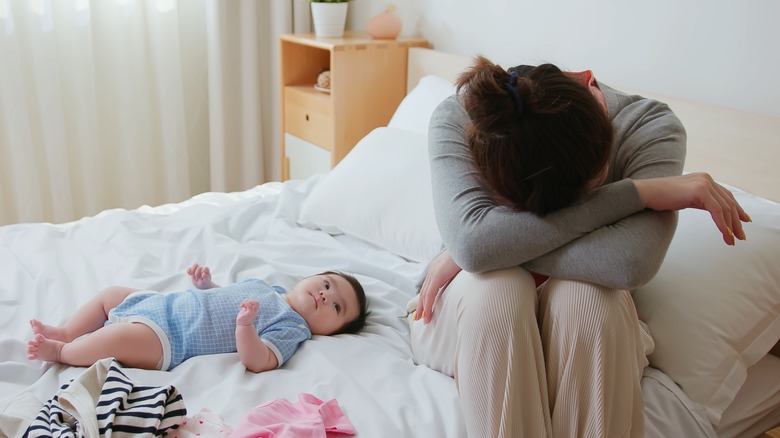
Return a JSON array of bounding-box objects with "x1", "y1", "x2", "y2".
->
[
  {"x1": 717, "y1": 354, "x2": 780, "y2": 438},
  {"x1": 642, "y1": 367, "x2": 716, "y2": 438},
  {"x1": 0, "y1": 175, "x2": 740, "y2": 437}
]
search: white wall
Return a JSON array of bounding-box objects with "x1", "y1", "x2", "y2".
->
[{"x1": 347, "y1": 0, "x2": 780, "y2": 117}]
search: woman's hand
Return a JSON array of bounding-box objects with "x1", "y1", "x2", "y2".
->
[
  {"x1": 633, "y1": 172, "x2": 751, "y2": 245},
  {"x1": 417, "y1": 250, "x2": 462, "y2": 324}
]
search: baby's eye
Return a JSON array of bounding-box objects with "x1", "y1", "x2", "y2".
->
[
  {"x1": 335, "y1": 303, "x2": 341, "y2": 313},
  {"x1": 324, "y1": 280, "x2": 330, "y2": 290}
]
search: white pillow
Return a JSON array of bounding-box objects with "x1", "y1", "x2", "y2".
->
[
  {"x1": 387, "y1": 75, "x2": 456, "y2": 135},
  {"x1": 632, "y1": 185, "x2": 780, "y2": 426},
  {"x1": 298, "y1": 127, "x2": 442, "y2": 263}
]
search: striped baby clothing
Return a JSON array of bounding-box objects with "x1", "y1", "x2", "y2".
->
[{"x1": 24, "y1": 358, "x2": 186, "y2": 437}]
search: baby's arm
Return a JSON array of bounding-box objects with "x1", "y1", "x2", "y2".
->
[
  {"x1": 187, "y1": 263, "x2": 220, "y2": 289},
  {"x1": 235, "y1": 299, "x2": 279, "y2": 373}
]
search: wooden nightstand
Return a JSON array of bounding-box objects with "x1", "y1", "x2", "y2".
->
[
  {"x1": 766, "y1": 425, "x2": 780, "y2": 438},
  {"x1": 279, "y1": 32, "x2": 428, "y2": 180}
]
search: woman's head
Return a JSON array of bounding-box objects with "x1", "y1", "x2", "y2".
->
[{"x1": 456, "y1": 56, "x2": 613, "y2": 215}]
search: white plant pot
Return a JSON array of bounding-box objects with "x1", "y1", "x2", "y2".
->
[{"x1": 311, "y1": 2, "x2": 348, "y2": 38}]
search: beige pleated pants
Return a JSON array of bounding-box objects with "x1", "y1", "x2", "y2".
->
[{"x1": 409, "y1": 267, "x2": 649, "y2": 438}]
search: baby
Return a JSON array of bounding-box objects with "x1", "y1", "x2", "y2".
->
[{"x1": 27, "y1": 264, "x2": 368, "y2": 373}]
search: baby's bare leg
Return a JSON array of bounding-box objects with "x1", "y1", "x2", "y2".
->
[
  {"x1": 28, "y1": 322, "x2": 162, "y2": 370},
  {"x1": 30, "y1": 286, "x2": 140, "y2": 342}
]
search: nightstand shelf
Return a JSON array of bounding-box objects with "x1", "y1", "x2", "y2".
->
[{"x1": 279, "y1": 31, "x2": 428, "y2": 180}]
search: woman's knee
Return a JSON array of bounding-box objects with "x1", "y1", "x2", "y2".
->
[
  {"x1": 457, "y1": 267, "x2": 538, "y2": 329},
  {"x1": 540, "y1": 278, "x2": 634, "y2": 332},
  {"x1": 412, "y1": 267, "x2": 541, "y2": 374}
]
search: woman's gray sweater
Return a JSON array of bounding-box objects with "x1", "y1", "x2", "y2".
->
[{"x1": 428, "y1": 83, "x2": 686, "y2": 290}]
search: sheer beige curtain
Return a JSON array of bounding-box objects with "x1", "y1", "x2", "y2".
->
[{"x1": 0, "y1": 0, "x2": 307, "y2": 226}]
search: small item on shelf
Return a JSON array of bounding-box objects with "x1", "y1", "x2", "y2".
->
[
  {"x1": 316, "y1": 70, "x2": 331, "y2": 93},
  {"x1": 366, "y1": 4, "x2": 402, "y2": 39},
  {"x1": 311, "y1": 1, "x2": 349, "y2": 38}
]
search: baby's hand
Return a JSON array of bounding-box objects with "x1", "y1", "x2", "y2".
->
[
  {"x1": 187, "y1": 263, "x2": 216, "y2": 289},
  {"x1": 237, "y1": 299, "x2": 260, "y2": 326}
]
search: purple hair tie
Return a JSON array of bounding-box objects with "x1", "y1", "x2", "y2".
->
[{"x1": 503, "y1": 70, "x2": 524, "y2": 118}]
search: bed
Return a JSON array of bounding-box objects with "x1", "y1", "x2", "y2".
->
[{"x1": 1, "y1": 47, "x2": 778, "y2": 437}]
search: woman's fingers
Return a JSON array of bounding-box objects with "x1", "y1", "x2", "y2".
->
[
  {"x1": 415, "y1": 275, "x2": 431, "y2": 321},
  {"x1": 717, "y1": 182, "x2": 747, "y2": 241},
  {"x1": 703, "y1": 176, "x2": 749, "y2": 245},
  {"x1": 413, "y1": 250, "x2": 461, "y2": 324},
  {"x1": 422, "y1": 284, "x2": 437, "y2": 322},
  {"x1": 635, "y1": 173, "x2": 750, "y2": 246},
  {"x1": 417, "y1": 277, "x2": 439, "y2": 323},
  {"x1": 415, "y1": 250, "x2": 462, "y2": 324},
  {"x1": 703, "y1": 180, "x2": 735, "y2": 245}
]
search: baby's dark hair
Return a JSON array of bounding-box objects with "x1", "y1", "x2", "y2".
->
[
  {"x1": 456, "y1": 56, "x2": 613, "y2": 215},
  {"x1": 320, "y1": 271, "x2": 370, "y2": 334}
]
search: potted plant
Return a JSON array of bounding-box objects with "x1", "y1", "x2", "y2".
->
[{"x1": 310, "y1": 0, "x2": 349, "y2": 38}]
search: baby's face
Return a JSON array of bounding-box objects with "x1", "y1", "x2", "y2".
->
[{"x1": 285, "y1": 274, "x2": 360, "y2": 336}]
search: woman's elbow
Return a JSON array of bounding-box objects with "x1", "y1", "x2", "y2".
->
[
  {"x1": 613, "y1": 251, "x2": 664, "y2": 290},
  {"x1": 447, "y1": 238, "x2": 492, "y2": 273},
  {"x1": 455, "y1": 257, "x2": 489, "y2": 274}
]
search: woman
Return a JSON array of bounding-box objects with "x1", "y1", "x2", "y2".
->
[{"x1": 408, "y1": 57, "x2": 749, "y2": 437}]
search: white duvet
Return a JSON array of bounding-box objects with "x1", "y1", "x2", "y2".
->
[{"x1": 0, "y1": 177, "x2": 465, "y2": 437}]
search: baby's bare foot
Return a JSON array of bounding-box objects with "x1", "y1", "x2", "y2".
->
[
  {"x1": 27, "y1": 333, "x2": 64, "y2": 363},
  {"x1": 30, "y1": 319, "x2": 68, "y2": 342}
]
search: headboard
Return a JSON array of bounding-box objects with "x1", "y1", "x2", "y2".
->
[{"x1": 407, "y1": 47, "x2": 780, "y2": 203}]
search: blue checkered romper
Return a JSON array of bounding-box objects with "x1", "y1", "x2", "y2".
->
[{"x1": 107, "y1": 279, "x2": 311, "y2": 370}]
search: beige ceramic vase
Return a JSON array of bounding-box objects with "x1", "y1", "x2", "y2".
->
[{"x1": 366, "y1": 4, "x2": 402, "y2": 39}]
